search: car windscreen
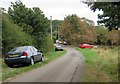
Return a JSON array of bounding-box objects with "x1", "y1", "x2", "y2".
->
[
  {"x1": 10, "y1": 46, "x2": 28, "y2": 52},
  {"x1": 56, "y1": 46, "x2": 62, "y2": 48}
]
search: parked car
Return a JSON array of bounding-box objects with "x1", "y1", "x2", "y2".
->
[
  {"x1": 55, "y1": 45, "x2": 63, "y2": 51},
  {"x1": 79, "y1": 44, "x2": 93, "y2": 48},
  {"x1": 63, "y1": 41, "x2": 67, "y2": 45},
  {"x1": 3, "y1": 46, "x2": 44, "y2": 67},
  {"x1": 59, "y1": 41, "x2": 62, "y2": 44}
]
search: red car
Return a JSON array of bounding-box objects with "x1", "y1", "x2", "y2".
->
[{"x1": 79, "y1": 44, "x2": 93, "y2": 48}]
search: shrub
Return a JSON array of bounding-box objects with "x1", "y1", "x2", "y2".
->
[{"x1": 2, "y1": 14, "x2": 33, "y2": 54}]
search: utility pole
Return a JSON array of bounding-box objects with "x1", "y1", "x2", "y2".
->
[
  {"x1": 57, "y1": 27, "x2": 59, "y2": 45},
  {"x1": 57, "y1": 28, "x2": 59, "y2": 40},
  {"x1": 50, "y1": 16, "x2": 52, "y2": 39}
]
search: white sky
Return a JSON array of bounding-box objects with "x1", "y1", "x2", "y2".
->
[{"x1": 0, "y1": 0, "x2": 103, "y2": 25}]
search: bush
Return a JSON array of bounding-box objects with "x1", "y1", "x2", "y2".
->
[
  {"x1": 2, "y1": 14, "x2": 33, "y2": 53},
  {"x1": 2, "y1": 14, "x2": 54, "y2": 55},
  {"x1": 36, "y1": 34, "x2": 54, "y2": 53}
]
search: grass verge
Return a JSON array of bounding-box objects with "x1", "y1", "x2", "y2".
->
[
  {"x1": 76, "y1": 46, "x2": 118, "y2": 82},
  {"x1": 2, "y1": 50, "x2": 67, "y2": 81}
]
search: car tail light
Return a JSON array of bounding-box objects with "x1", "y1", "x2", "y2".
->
[
  {"x1": 22, "y1": 52, "x2": 28, "y2": 56},
  {"x1": 3, "y1": 54, "x2": 8, "y2": 58}
]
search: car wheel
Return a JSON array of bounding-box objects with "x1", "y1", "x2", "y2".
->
[
  {"x1": 55, "y1": 48, "x2": 57, "y2": 51},
  {"x1": 30, "y1": 57, "x2": 34, "y2": 65},
  {"x1": 41, "y1": 56, "x2": 45, "y2": 62}
]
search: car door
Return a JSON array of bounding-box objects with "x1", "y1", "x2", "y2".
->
[
  {"x1": 29, "y1": 47, "x2": 37, "y2": 62},
  {"x1": 32, "y1": 46, "x2": 42, "y2": 61}
]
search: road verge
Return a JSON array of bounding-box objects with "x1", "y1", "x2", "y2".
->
[
  {"x1": 76, "y1": 46, "x2": 118, "y2": 82},
  {"x1": 2, "y1": 50, "x2": 67, "y2": 81}
]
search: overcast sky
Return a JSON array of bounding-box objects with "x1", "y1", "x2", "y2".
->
[{"x1": 0, "y1": 0, "x2": 103, "y2": 25}]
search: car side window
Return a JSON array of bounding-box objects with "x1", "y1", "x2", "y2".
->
[
  {"x1": 30, "y1": 47, "x2": 34, "y2": 52},
  {"x1": 32, "y1": 47, "x2": 37, "y2": 52}
]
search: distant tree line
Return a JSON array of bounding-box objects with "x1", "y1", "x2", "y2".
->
[
  {"x1": 95, "y1": 26, "x2": 119, "y2": 45},
  {"x1": 60, "y1": 14, "x2": 96, "y2": 45},
  {"x1": 59, "y1": 14, "x2": 120, "y2": 46},
  {"x1": 85, "y1": 1, "x2": 120, "y2": 45},
  {"x1": 52, "y1": 20, "x2": 63, "y2": 42}
]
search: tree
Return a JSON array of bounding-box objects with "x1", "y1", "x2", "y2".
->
[
  {"x1": 106, "y1": 30, "x2": 119, "y2": 45},
  {"x1": 2, "y1": 14, "x2": 33, "y2": 53},
  {"x1": 85, "y1": 2, "x2": 120, "y2": 31},
  {"x1": 95, "y1": 25, "x2": 120, "y2": 45},
  {"x1": 8, "y1": 1, "x2": 50, "y2": 34},
  {"x1": 60, "y1": 14, "x2": 81, "y2": 45},
  {"x1": 60, "y1": 14, "x2": 96, "y2": 45},
  {"x1": 8, "y1": 1, "x2": 53, "y2": 52},
  {"x1": 95, "y1": 26, "x2": 108, "y2": 45},
  {"x1": 8, "y1": 1, "x2": 33, "y2": 34},
  {"x1": 81, "y1": 17, "x2": 95, "y2": 26},
  {"x1": 52, "y1": 20, "x2": 63, "y2": 42}
]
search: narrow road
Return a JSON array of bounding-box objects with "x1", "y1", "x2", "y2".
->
[{"x1": 6, "y1": 46, "x2": 84, "y2": 82}]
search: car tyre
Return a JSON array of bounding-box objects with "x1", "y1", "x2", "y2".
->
[
  {"x1": 41, "y1": 56, "x2": 45, "y2": 62},
  {"x1": 55, "y1": 48, "x2": 58, "y2": 51},
  {"x1": 30, "y1": 57, "x2": 34, "y2": 65}
]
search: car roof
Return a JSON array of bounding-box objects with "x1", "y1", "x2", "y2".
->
[
  {"x1": 15, "y1": 46, "x2": 35, "y2": 49},
  {"x1": 17, "y1": 46, "x2": 33, "y2": 47}
]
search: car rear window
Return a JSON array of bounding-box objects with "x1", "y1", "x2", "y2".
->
[
  {"x1": 10, "y1": 46, "x2": 28, "y2": 52},
  {"x1": 83, "y1": 44, "x2": 89, "y2": 46}
]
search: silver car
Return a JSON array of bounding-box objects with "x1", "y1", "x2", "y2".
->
[
  {"x1": 55, "y1": 45, "x2": 63, "y2": 51},
  {"x1": 4, "y1": 46, "x2": 44, "y2": 67}
]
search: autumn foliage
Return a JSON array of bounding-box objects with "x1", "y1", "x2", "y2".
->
[
  {"x1": 60, "y1": 14, "x2": 119, "y2": 46},
  {"x1": 60, "y1": 14, "x2": 96, "y2": 45}
]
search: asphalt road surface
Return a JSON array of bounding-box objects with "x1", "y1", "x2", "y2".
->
[{"x1": 6, "y1": 46, "x2": 84, "y2": 82}]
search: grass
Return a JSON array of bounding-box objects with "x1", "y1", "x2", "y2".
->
[
  {"x1": 76, "y1": 46, "x2": 118, "y2": 82},
  {"x1": 2, "y1": 50, "x2": 67, "y2": 81},
  {"x1": 0, "y1": 58, "x2": 2, "y2": 83}
]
